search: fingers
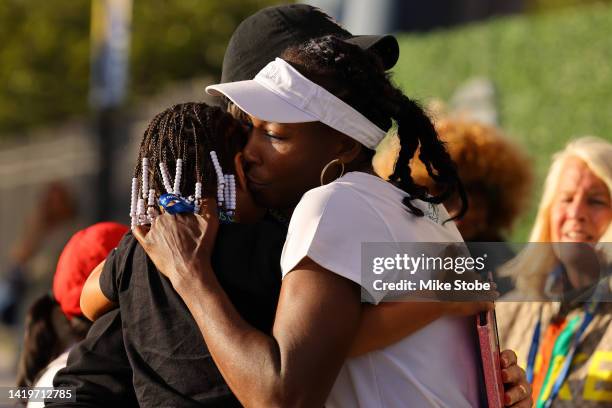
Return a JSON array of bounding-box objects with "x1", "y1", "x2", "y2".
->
[
  {"x1": 499, "y1": 349, "x2": 532, "y2": 407},
  {"x1": 500, "y1": 349, "x2": 518, "y2": 368},
  {"x1": 133, "y1": 225, "x2": 150, "y2": 245},
  {"x1": 501, "y1": 363, "x2": 525, "y2": 385},
  {"x1": 504, "y1": 379, "x2": 532, "y2": 406}
]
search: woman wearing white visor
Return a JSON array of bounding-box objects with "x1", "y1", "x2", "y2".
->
[{"x1": 136, "y1": 36, "x2": 532, "y2": 407}]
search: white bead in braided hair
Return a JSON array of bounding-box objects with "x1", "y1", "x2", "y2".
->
[
  {"x1": 173, "y1": 158, "x2": 183, "y2": 196},
  {"x1": 210, "y1": 151, "x2": 225, "y2": 208},
  {"x1": 223, "y1": 175, "x2": 231, "y2": 210},
  {"x1": 130, "y1": 177, "x2": 138, "y2": 230},
  {"x1": 136, "y1": 198, "x2": 146, "y2": 226},
  {"x1": 193, "y1": 181, "x2": 202, "y2": 214},
  {"x1": 228, "y1": 175, "x2": 236, "y2": 214},
  {"x1": 159, "y1": 162, "x2": 173, "y2": 194},
  {"x1": 141, "y1": 158, "x2": 149, "y2": 200},
  {"x1": 147, "y1": 188, "x2": 157, "y2": 222}
]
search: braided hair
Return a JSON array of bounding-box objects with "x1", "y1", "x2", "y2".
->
[
  {"x1": 281, "y1": 36, "x2": 467, "y2": 220},
  {"x1": 134, "y1": 102, "x2": 247, "y2": 203}
]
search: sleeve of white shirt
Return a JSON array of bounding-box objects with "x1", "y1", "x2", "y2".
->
[{"x1": 280, "y1": 183, "x2": 393, "y2": 304}]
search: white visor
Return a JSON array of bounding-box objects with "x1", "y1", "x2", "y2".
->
[{"x1": 206, "y1": 58, "x2": 387, "y2": 150}]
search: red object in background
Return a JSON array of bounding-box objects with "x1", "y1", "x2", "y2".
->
[{"x1": 52, "y1": 222, "x2": 128, "y2": 320}]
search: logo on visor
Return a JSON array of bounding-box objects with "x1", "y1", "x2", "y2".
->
[{"x1": 260, "y1": 63, "x2": 280, "y2": 81}]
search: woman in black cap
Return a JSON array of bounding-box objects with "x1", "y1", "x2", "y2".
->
[{"x1": 137, "y1": 32, "x2": 533, "y2": 408}]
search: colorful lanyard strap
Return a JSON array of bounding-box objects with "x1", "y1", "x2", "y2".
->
[
  {"x1": 526, "y1": 306, "x2": 543, "y2": 383},
  {"x1": 526, "y1": 301, "x2": 598, "y2": 407},
  {"x1": 543, "y1": 302, "x2": 596, "y2": 408}
]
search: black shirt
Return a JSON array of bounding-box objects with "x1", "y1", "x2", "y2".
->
[
  {"x1": 48, "y1": 309, "x2": 138, "y2": 407},
  {"x1": 60, "y1": 220, "x2": 285, "y2": 407}
]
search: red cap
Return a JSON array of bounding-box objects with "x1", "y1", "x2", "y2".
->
[{"x1": 52, "y1": 222, "x2": 128, "y2": 319}]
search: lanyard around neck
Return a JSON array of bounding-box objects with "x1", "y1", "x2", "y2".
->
[
  {"x1": 526, "y1": 301, "x2": 598, "y2": 407},
  {"x1": 542, "y1": 304, "x2": 596, "y2": 408}
]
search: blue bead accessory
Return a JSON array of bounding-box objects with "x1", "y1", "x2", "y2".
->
[{"x1": 159, "y1": 193, "x2": 195, "y2": 214}]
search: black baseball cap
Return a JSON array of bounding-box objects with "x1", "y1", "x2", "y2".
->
[{"x1": 221, "y1": 4, "x2": 400, "y2": 83}]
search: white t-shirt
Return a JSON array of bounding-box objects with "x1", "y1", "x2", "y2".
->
[
  {"x1": 281, "y1": 172, "x2": 480, "y2": 408},
  {"x1": 27, "y1": 350, "x2": 70, "y2": 408}
]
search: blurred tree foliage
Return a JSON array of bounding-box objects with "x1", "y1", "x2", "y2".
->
[
  {"x1": 393, "y1": 2, "x2": 612, "y2": 240},
  {"x1": 0, "y1": 0, "x2": 281, "y2": 136},
  {"x1": 527, "y1": 0, "x2": 612, "y2": 13}
]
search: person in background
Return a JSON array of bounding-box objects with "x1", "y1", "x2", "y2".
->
[
  {"x1": 1, "y1": 182, "x2": 76, "y2": 327},
  {"x1": 496, "y1": 136, "x2": 612, "y2": 407},
  {"x1": 415, "y1": 120, "x2": 531, "y2": 242},
  {"x1": 15, "y1": 222, "x2": 127, "y2": 406}
]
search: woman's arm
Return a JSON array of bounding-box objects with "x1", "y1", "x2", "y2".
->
[
  {"x1": 134, "y1": 212, "x2": 361, "y2": 408},
  {"x1": 350, "y1": 300, "x2": 495, "y2": 357},
  {"x1": 180, "y1": 258, "x2": 360, "y2": 408},
  {"x1": 80, "y1": 260, "x2": 115, "y2": 321}
]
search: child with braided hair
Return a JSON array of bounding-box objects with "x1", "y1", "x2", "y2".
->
[{"x1": 79, "y1": 103, "x2": 285, "y2": 407}]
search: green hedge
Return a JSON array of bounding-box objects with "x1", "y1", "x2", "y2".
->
[{"x1": 392, "y1": 3, "x2": 612, "y2": 240}]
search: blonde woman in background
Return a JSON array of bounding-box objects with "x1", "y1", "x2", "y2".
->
[{"x1": 496, "y1": 136, "x2": 612, "y2": 407}]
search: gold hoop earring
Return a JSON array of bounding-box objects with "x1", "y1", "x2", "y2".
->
[{"x1": 320, "y1": 158, "x2": 345, "y2": 186}]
